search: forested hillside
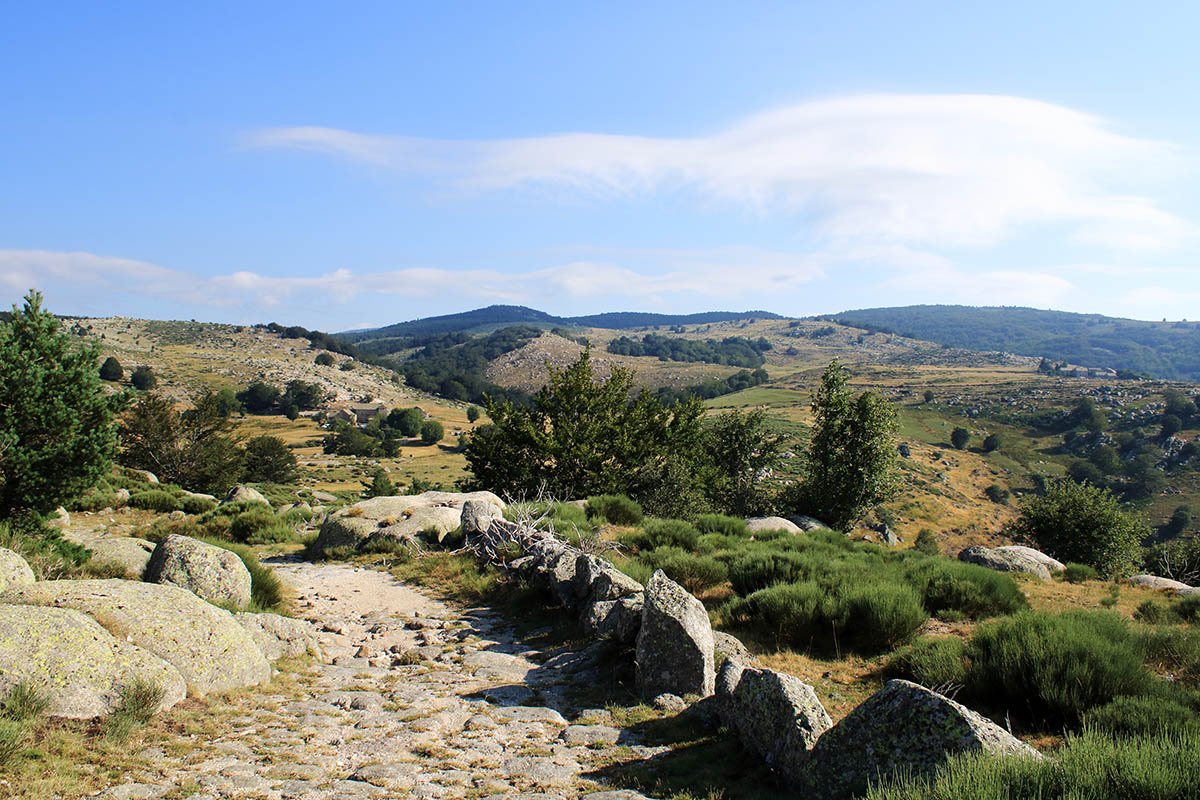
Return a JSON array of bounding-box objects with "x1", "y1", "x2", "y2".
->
[{"x1": 822, "y1": 306, "x2": 1200, "y2": 381}]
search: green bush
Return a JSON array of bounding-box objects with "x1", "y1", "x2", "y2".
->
[
  {"x1": 228, "y1": 508, "x2": 296, "y2": 545},
  {"x1": 180, "y1": 495, "x2": 217, "y2": 515},
  {"x1": 0, "y1": 719, "x2": 26, "y2": 768},
  {"x1": 644, "y1": 548, "x2": 728, "y2": 593},
  {"x1": 838, "y1": 583, "x2": 928, "y2": 654},
  {"x1": 966, "y1": 611, "x2": 1157, "y2": 726},
  {"x1": 983, "y1": 484, "x2": 1010, "y2": 504},
  {"x1": 906, "y1": 560, "x2": 1028, "y2": 620},
  {"x1": 1082, "y1": 695, "x2": 1200, "y2": 738},
  {"x1": 104, "y1": 678, "x2": 165, "y2": 742},
  {"x1": 887, "y1": 636, "x2": 968, "y2": 689},
  {"x1": 913, "y1": 528, "x2": 939, "y2": 556},
  {"x1": 728, "y1": 550, "x2": 808, "y2": 595},
  {"x1": 1135, "y1": 600, "x2": 1171, "y2": 624},
  {"x1": 1, "y1": 682, "x2": 49, "y2": 723},
  {"x1": 586, "y1": 494, "x2": 644, "y2": 526},
  {"x1": 1139, "y1": 626, "x2": 1200, "y2": 685},
  {"x1": 639, "y1": 519, "x2": 701, "y2": 551},
  {"x1": 694, "y1": 514, "x2": 748, "y2": 537},
  {"x1": 1174, "y1": 595, "x2": 1200, "y2": 624},
  {"x1": 864, "y1": 728, "x2": 1200, "y2": 800},
  {"x1": 1062, "y1": 562, "x2": 1099, "y2": 583},
  {"x1": 128, "y1": 490, "x2": 182, "y2": 513},
  {"x1": 724, "y1": 581, "x2": 827, "y2": 650}
]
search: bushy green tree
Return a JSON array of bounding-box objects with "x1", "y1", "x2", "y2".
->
[
  {"x1": 951, "y1": 427, "x2": 971, "y2": 450},
  {"x1": 0, "y1": 291, "x2": 118, "y2": 515},
  {"x1": 242, "y1": 436, "x2": 297, "y2": 483},
  {"x1": 363, "y1": 469, "x2": 395, "y2": 498},
  {"x1": 386, "y1": 407, "x2": 425, "y2": 437},
  {"x1": 420, "y1": 419, "x2": 444, "y2": 445},
  {"x1": 119, "y1": 390, "x2": 244, "y2": 494},
  {"x1": 236, "y1": 382, "x2": 280, "y2": 413},
  {"x1": 791, "y1": 360, "x2": 899, "y2": 530},
  {"x1": 982, "y1": 432, "x2": 1002, "y2": 452},
  {"x1": 466, "y1": 405, "x2": 481, "y2": 423},
  {"x1": 99, "y1": 356, "x2": 123, "y2": 382},
  {"x1": 130, "y1": 365, "x2": 156, "y2": 390},
  {"x1": 703, "y1": 408, "x2": 785, "y2": 517},
  {"x1": 281, "y1": 379, "x2": 324, "y2": 411},
  {"x1": 1009, "y1": 478, "x2": 1146, "y2": 577},
  {"x1": 314, "y1": 352, "x2": 335, "y2": 366}
]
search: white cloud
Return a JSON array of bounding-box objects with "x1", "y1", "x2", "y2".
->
[{"x1": 247, "y1": 94, "x2": 1195, "y2": 251}]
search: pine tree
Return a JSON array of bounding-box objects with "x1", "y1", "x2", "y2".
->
[
  {"x1": 99, "y1": 356, "x2": 124, "y2": 382},
  {"x1": 0, "y1": 290, "x2": 117, "y2": 515}
]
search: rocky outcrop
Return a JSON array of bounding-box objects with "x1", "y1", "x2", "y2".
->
[
  {"x1": 725, "y1": 667, "x2": 831, "y2": 783},
  {"x1": 461, "y1": 499, "x2": 504, "y2": 538},
  {"x1": 800, "y1": 679, "x2": 1041, "y2": 798},
  {"x1": 580, "y1": 596, "x2": 642, "y2": 644},
  {"x1": 636, "y1": 570, "x2": 715, "y2": 700},
  {"x1": 0, "y1": 604, "x2": 185, "y2": 718},
  {"x1": 314, "y1": 491, "x2": 505, "y2": 555},
  {"x1": 46, "y1": 507, "x2": 70, "y2": 529},
  {"x1": 958, "y1": 545, "x2": 1052, "y2": 582},
  {"x1": 236, "y1": 613, "x2": 322, "y2": 661},
  {"x1": 86, "y1": 537, "x2": 156, "y2": 578},
  {"x1": 2, "y1": 579, "x2": 270, "y2": 695},
  {"x1": 0, "y1": 547, "x2": 35, "y2": 592},
  {"x1": 222, "y1": 485, "x2": 271, "y2": 507},
  {"x1": 713, "y1": 630, "x2": 753, "y2": 665},
  {"x1": 144, "y1": 535, "x2": 252, "y2": 608},
  {"x1": 788, "y1": 515, "x2": 831, "y2": 532},
  {"x1": 715, "y1": 657, "x2": 746, "y2": 728},
  {"x1": 745, "y1": 517, "x2": 803, "y2": 536},
  {"x1": 1129, "y1": 574, "x2": 1200, "y2": 596},
  {"x1": 994, "y1": 545, "x2": 1065, "y2": 573}
]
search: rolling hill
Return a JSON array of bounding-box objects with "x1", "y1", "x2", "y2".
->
[{"x1": 820, "y1": 305, "x2": 1200, "y2": 382}]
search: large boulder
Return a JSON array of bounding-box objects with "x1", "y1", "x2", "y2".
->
[
  {"x1": 581, "y1": 595, "x2": 643, "y2": 644},
  {"x1": 994, "y1": 545, "x2": 1065, "y2": 573},
  {"x1": 788, "y1": 515, "x2": 832, "y2": 532},
  {"x1": 144, "y1": 535, "x2": 252, "y2": 608},
  {"x1": 222, "y1": 485, "x2": 271, "y2": 507},
  {"x1": 0, "y1": 548, "x2": 35, "y2": 592},
  {"x1": 460, "y1": 499, "x2": 504, "y2": 538},
  {"x1": 745, "y1": 517, "x2": 803, "y2": 536},
  {"x1": 715, "y1": 657, "x2": 746, "y2": 729},
  {"x1": 636, "y1": 570, "x2": 715, "y2": 699},
  {"x1": 713, "y1": 630, "x2": 753, "y2": 666},
  {"x1": 236, "y1": 613, "x2": 321, "y2": 661},
  {"x1": 86, "y1": 538, "x2": 156, "y2": 578},
  {"x1": 0, "y1": 605, "x2": 185, "y2": 718},
  {"x1": 1129, "y1": 574, "x2": 1200, "y2": 596},
  {"x1": 958, "y1": 545, "x2": 1052, "y2": 582},
  {"x1": 313, "y1": 491, "x2": 503, "y2": 555},
  {"x1": 1, "y1": 579, "x2": 271, "y2": 695},
  {"x1": 800, "y1": 680, "x2": 1041, "y2": 798},
  {"x1": 727, "y1": 668, "x2": 832, "y2": 783}
]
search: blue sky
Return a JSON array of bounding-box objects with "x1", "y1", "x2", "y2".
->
[{"x1": 3, "y1": 1, "x2": 1198, "y2": 329}]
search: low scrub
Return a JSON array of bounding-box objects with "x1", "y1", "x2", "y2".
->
[
  {"x1": 865, "y1": 728, "x2": 1200, "y2": 800},
  {"x1": 886, "y1": 636, "x2": 969, "y2": 690},
  {"x1": 104, "y1": 679, "x2": 165, "y2": 742},
  {"x1": 636, "y1": 519, "x2": 701, "y2": 551},
  {"x1": 1062, "y1": 563, "x2": 1099, "y2": 583},
  {"x1": 586, "y1": 494, "x2": 643, "y2": 526},
  {"x1": 179, "y1": 495, "x2": 217, "y2": 515},
  {"x1": 127, "y1": 490, "x2": 181, "y2": 513},
  {"x1": 1082, "y1": 695, "x2": 1200, "y2": 738},
  {"x1": 229, "y1": 507, "x2": 296, "y2": 545},
  {"x1": 694, "y1": 514, "x2": 747, "y2": 537},
  {"x1": 642, "y1": 547, "x2": 728, "y2": 593},
  {"x1": 905, "y1": 559, "x2": 1029, "y2": 620}
]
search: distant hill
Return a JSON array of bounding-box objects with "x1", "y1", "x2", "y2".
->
[
  {"x1": 338, "y1": 305, "x2": 780, "y2": 342},
  {"x1": 820, "y1": 305, "x2": 1200, "y2": 382}
]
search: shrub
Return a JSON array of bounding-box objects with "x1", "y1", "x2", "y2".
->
[
  {"x1": 314, "y1": 351, "x2": 335, "y2": 366},
  {"x1": 69, "y1": 488, "x2": 120, "y2": 512},
  {"x1": 887, "y1": 636, "x2": 968, "y2": 689},
  {"x1": 913, "y1": 528, "x2": 939, "y2": 556},
  {"x1": 725, "y1": 581, "x2": 827, "y2": 650},
  {"x1": 839, "y1": 583, "x2": 928, "y2": 654},
  {"x1": 229, "y1": 508, "x2": 295, "y2": 545},
  {"x1": 128, "y1": 490, "x2": 181, "y2": 513},
  {"x1": 99, "y1": 356, "x2": 124, "y2": 382},
  {"x1": 982, "y1": 433, "x2": 1002, "y2": 453},
  {"x1": 1174, "y1": 595, "x2": 1200, "y2": 624},
  {"x1": 640, "y1": 519, "x2": 701, "y2": 551},
  {"x1": 130, "y1": 365, "x2": 156, "y2": 390},
  {"x1": 983, "y1": 484, "x2": 1010, "y2": 504},
  {"x1": 951, "y1": 427, "x2": 970, "y2": 450},
  {"x1": 906, "y1": 560, "x2": 1028, "y2": 619},
  {"x1": 242, "y1": 435, "x2": 298, "y2": 483},
  {"x1": 586, "y1": 494, "x2": 644, "y2": 526},
  {"x1": 966, "y1": 611, "x2": 1157, "y2": 726},
  {"x1": 728, "y1": 550, "x2": 808, "y2": 595},
  {"x1": 180, "y1": 495, "x2": 217, "y2": 515},
  {"x1": 1062, "y1": 562, "x2": 1099, "y2": 583},
  {"x1": 104, "y1": 678, "x2": 165, "y2": 742},
  {"x1": 1135, "y1": 600, "x2": 1171, "y2": 624},
  {"x1": 1083, "y1": 695, "x2": 1199, "y2": 738},
  {"x1": 644, "y1": 548, "x2": 728, "y2": 593},
  {"x1": 863, "y1": 728, "x2": 1200, "y2": 800},
  {"x1": 420, "y1": 420, "x2": 444, "y2": 445},
  {"x1": 694, "y1": 514, "x2": 748, "y2": 537},
  {"x1": 1139, "y1": 626, "x2": 1200, "y2": 685}
]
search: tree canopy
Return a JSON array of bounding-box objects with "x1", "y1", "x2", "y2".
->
[{"x1": 0, "y1": 291, "x2": 118, "y2": 516}]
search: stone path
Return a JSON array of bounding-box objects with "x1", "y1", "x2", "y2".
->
[{"x1": 96, "y1": 560, "x2": 663, "y2": 800}]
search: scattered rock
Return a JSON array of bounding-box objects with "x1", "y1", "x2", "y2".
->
[
  {"x1": 312, "y1": 490, "x2": 338, "y2": 503},
  {"x1": 712, "y1": 630, "x2": 753, "y2": 666},
  {"x1": 0, "y1": 547, "x2": 35, "y2": 592},
  {"x1": 800, "y1": 679, "x2": 1041, "y2": 798},
  {"x1": 144, "y1": 535, "x2": 252, "y2": 608},
  {"x1": 958, "y1": 545, "x2": 1052, "y2": 582},
  {"x1": 652, "y1": 693, "x2": 687, "y2": 713},
  {"x1": 715, "y1": 656, "x2": 746, "y2": 728},
  {"x1": 1129, "y1": 574, "x2": 1200, "y2": 595},
  {"x1": 636, "y1": 570, "x2": 715, "y2": 699},
  {"x1": 0, "y1": 604, "x2": 185, "y2": 718},
  {"x1": 222, "y1": 485, "x2": 271, "y2": 507},
  {"x1": 460, "y1": 499, "x2": 504, "y2": 537},
  {"x1": 745, "y1": 516, "x2": 803, "y2": 535},
  {"x1": 313, "y1": 491, "x2": 502, "y2": 555},
  {"x1": 86, "y1": 538, "x2": 156, "y2": 578},
  {"x1": 2, "y1": 579, "x2": 270, "y2": 695},
  {"x1": 994, "y1": 545, "x2": 1065, "y2": 573},
  {"x1": 726, "y1": 667, "x2": 831, "y2": 783}
]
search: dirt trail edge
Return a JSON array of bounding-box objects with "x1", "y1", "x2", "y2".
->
[{"x1": 94, "y1": 560, "x2": 661, "y2": 800}]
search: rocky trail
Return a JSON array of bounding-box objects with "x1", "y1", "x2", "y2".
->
[{"x1": 96, "y1": 559, "x2": 660, "y2": 800}]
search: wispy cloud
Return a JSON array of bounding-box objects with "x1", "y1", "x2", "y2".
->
[{"x1": 248, "y1": 94, "x2": 1195, "y2": 251}]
